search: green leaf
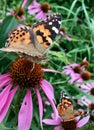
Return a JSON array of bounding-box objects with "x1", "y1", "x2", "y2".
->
[{"x1": 0, "y1": 16, "x2": 18, "y2": 47}]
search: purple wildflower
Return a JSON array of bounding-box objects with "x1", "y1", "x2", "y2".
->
[
  {"x1": 28, "y1": 0, "x2": 51, "y2": 20},
  {"x1": 62, "y1": 58, "x2": 91, "y2": 86},
  {"x1": 9, "y1": 7, "x2": 26, "y2": 21}
]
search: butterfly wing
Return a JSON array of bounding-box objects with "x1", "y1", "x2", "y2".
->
[
  {"x1": 0, "y1": 26, "x2": 42, "y2": 56},
  {"x1": 32, "y1": 13, "x2": 61, "y2": 54}
]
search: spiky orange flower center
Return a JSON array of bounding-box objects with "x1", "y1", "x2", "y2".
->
[
  {"x1": 10, "y1": 57, "x2": 44, "y2": 88},
  {"x1": 41, "y1": 2, "x2": 51, "y2": 13}
]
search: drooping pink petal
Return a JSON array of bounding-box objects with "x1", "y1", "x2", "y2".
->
[
  {"x1": 43, "y1": 118, "x2": 61, "y2": 125},
  {"x1": 75, "y1": 116, "x2": 81, "y2": 121},
  {"x1": 18, "y1": 89, "x2": 33, "y2": 130},
  {"x1": 33, "y1": 0, "x2": 41, "y2": 6},
  {"x1": 54, "y1": 126, "x2": 63, "y2": 130},
  {"x1": 35, "y1": 87, "x2": 43, "y2": 129},
  {"x1": 0, "y1": 78, "x2": 12, "y2": 89},
  {"x1": 28, "y1": 8, "x2": 41, "y2": 15},
  {"x1": 48, "y1": 98, "x2": 58, "y2": 119},
  {"x1": 77, "y1": 115, "x2": 90, "y2": 128},
  {"x1": 35, "y1": 11, "x2": 46, "y2": 20},
  {"x1": 40, "y1": 80, "x2": 54, "y2": 100},
  {"x1": 0, "y1": 73, "x2": 10, "y2": 80},
  {"x1": 28, "y1": 0, "x2": 40, "y2": 10},
  {"x1": 0, "y1": 84, "x2": 12, "y2": 111},
  {"x1": 40, "y1": 80, "x2": 58, "y2": 118},
  {"x1": 78, "y1": 96, "x2": 91, "y2": 106},
  {"x1": 51, "y1": 113, "x2": 62, "y2": 121},
  {"x1": 0, "y1": 86, "x2": 18, "y2": 122},
  {"x1": 22, "y1": 0, "x2": 28, "y2": 7},
  {"x1": 69, "y1": 74, "x2": 81, "y2": 83},
  {"x1": 43, "y1": 69, "x2": 61, "y2": 74}
]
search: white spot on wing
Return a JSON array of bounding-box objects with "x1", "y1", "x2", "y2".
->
[
  {"x1": 58, "y1": 21, "x2": 61, "y2": 24},
  {"x1": 52, "y1": 26, "x2": 59, "y2": 34},
  {"x1": 49, "y1": 22, "x2": 52, "y2": 25}
]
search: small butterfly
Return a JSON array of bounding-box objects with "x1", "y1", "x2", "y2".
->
[
  {"x1": 57, "y1": 91, "x2": 84, "y2": 122},
  {"x1": 0, "y1": 13, "x2": 61, "y2": 63}
]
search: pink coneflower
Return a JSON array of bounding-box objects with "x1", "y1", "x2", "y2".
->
[
  {"x1": 9, "y1": 7, "x2": 26, "y2": 21},
  {"x1": 28, "y1": 0, "x2": 51, "y2": 20},
  {"x1": 0, "y1": 57, "x2": 58, "y2": 130},
  {"x1": 62, "y1": 58, "x2": 91, "y2": 85},
  {"x1": 43, "y1": 113, "x2": 90, "y2": 130},
  {"x1": 7, "y1": 0, "x2": 27, "y2": 21}
]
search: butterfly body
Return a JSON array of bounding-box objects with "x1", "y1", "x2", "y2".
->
[
  {"x1": 0, "y1": 13, "x2": 61, "y2": 63},
  {"x1": 57, "y1": 91, "x2": 84, "y2": 122}
]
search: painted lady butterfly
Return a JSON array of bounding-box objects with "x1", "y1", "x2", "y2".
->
[
  {"x1": 57, "y1": 91, "x2": 84, "y2": 122},
  {"x1": 0, "y1": 13, "x2": 61, "y2": 63}
]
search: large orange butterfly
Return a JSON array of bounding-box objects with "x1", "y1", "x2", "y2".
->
[{"x1": 0, "y1": 14, "x2": 61, "y2": 63}]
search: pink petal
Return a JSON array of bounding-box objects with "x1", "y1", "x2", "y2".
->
[
  {"x1": 28, "y1": 0, "x2": 40, "y2": 9},
  {"x1": 28, "y1": 8, "x2": 41, "y2": 14},
  {"x1": 69, "y1": 74, "x2": 81, "y2": 83},
  {"x1": 35, "y1": 11, "x2": 46, "y2": 20},
  {"x1": 35, "y1": 87, "x2": 43, "y2": 129},
  {"x1": 22, "y1": 0, "x2": 28, "y2": 7},
  {"x1": 51, "y1": 113, "x2": 62, "y2": 121},
  {"x1": 0, "y1": 73, "x2": 10, "y2": 81},
  {"x1": 18, "y1": 89, "x2": 33, "y2": 130},
  {"x1": 33, "y1": 0, "x2": 41, "y2": 6},
  {"x1": 77, "y1": 115, "x2": 90, "y2": 128},
  {"x1": 40, "y1": 80, "x2": 54, "y2": 100},
  {"x1": 54, "y1": 126, "x2": 62, "y2": 130},
  {"x1": 48, "y1": 98, "x2": 58, "y2": 119},
  {"x1": 0, "y1": 78, "x2": 11, "y2": 89},
  {"x1": 43, "y1": 69, "x2": 61, "y2": 74},
  {"x1": 0, "y1": 86, "x2": 18, "y2": 122},
  {"x1": 28, "y1": 4, "x2": 40, "y2": 10},
  {"x1": 43, "y1": 118, "x2": 61, "y2": 125},
  {"x1": 40, "y1": 80, "x2": 58, "y2": 119},
  {"x1": 0, "y1": 84, "x2": 12, "y2": 111},
  {"x1": 75, "y1": 116, "x2": 81, "y2": 121}
]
